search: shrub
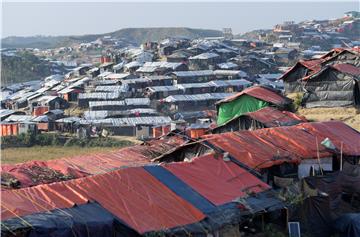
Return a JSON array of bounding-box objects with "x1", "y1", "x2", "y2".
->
[
  {"x1": 293, "y1": 93, "x2": 304, "y2": 111},
  {"x1": 2, "y1": 133, "x2": 133, "y2": 149},
  {"x1": 2, "y1": 132, "x2": 64, "y2": 148}
]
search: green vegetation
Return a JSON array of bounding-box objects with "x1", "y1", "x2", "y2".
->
[
  {"x1": 2, "y1": 27, "x2": 223, "y2": 49},
  {"x1": 1, "y1": 146, "x2": 119, "y2": 164},
  {"x1": 1, "y1": 132, "x2": 135, "y2": 164},
  {"x1": 1, "y1": 51, "x2": 52, "y2": 85},
  {"x1": 1, "y1": 132, "x2": 134, "y2": 148},
  {"x1": 1, "y1": 132, "x2": 62, "y2": 147},
  {"x1": 293, "y1": 92, "x2": 304, "y2": 110},
  {"x1": 110, "y1": 27, "x2": 223, "y2": 44},
  {"x1": 63, "y1": 137, "x2": 133, "y2": 147}
]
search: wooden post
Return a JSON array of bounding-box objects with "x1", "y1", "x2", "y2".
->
[
  {"x1": 340, "y1": 142, "x2": 343, "y2": 171},
  {"x1": 316, "y1": 137, "x2": 324, "y2": 175}
]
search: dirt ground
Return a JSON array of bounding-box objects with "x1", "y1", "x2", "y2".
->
[
  {"x1": 297, "y1": 107, "x2": 360, "y2": 131},
  {"x1": 1, "y1": 146, "x2": 118, "y2": 164}
]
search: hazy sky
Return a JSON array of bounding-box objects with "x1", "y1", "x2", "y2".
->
[{"x1": 1, "y1": 1, "x2": 359, "y2": 37}]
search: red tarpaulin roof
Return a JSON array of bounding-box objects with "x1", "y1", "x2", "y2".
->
[
  {"x1": 1, "y1": 147, "x2": 150, "y2": 189},
  {"x1": 1, "y1": 167, "x2": 205, "y2": 233},
  {"x1": 331, "y1": 63, "x2": 360, "y2": 76},
  {"x1": 279, "y1": 59, "x2": 324, "y2": 81},
  {"x1": 216, "y1": 86, "x2": 292, "y2": 107},
  {"x1": 281, "y1": 48, "x2": 360, "y2": 81},
  {"x1": 203, "y1": 121, "x2": 360, "y2": 170},
  {"x1": 244, "y1": 107, "x2": 307, "y2": 127},
  {"x1": 203, "y1": 130, "x2": 300, "y2": 169},
  {"x1": 300, "y1": 122, "x2": 360, "y2": 156},
  {"x1": 164, "y1": 153, "x2": 270, "y2": 205},
  {"x1": 1, "y1": 135, "x2": 187, "y2": 189}
]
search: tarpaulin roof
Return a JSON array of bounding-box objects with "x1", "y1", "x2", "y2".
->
[
  {"x1": 244, "y1": 107, "x2": 307, "y2": 127},
  {"x1": 331, "y1": 63, "x2": 360, "y2": 76},
  {"x1": 216, "y1": 86, "x2": 292, "y2": 107},
  {"x1": 280, "y1": 48, "x2": 360, "y2": 82},
  {"x1": 1, "y1": 167, "x2": 205, "y2": 234},
  {"x1": 299, "y1": 122, "x2": 360, "y2": 156},
  {"x1": 144, "y1": 165, "x2": 216, "y2": 213},
  {"x1": 163, "y1": 153, "x2": 270, "y2": 206},
  {"x1": 1, "y1": 147, "x2": 150, "y2": 189},
  {"x1": 217, "y1": 107, "x2": 306, "y2": 128},
  {"x1": 1, "y1": 135, "x2": 188, "y2": 190},
  {"x1": 302, "y1": 63, "x2": 360, "y2": 81},
  {"x1": 203, "y1": 121, "x2": 360, "y2": 170},
  {"x1": 279, "y1": 58, "x2": 324, "y2": 81},
  {"x1": 2, "y1": 202, "x2": 137, "y2": 237}
]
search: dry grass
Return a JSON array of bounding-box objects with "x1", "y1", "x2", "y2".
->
[
  {"x1": 1, "y1": 146, "x2": 118, "y2": 164},
  {"x1": 297, "y1": 107, "x2": 360, "y2": 131},
  {"x1": 111, "y1": 136, "x2": 143, "y2": 144}
]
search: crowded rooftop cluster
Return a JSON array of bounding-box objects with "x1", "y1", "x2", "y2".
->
[{"x1": 1, "y1": 11, "x2": 360, "y2": 237}]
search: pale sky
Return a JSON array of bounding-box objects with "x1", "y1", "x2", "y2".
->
[{"x1": 1, "y1": 1, "x2": 359, "y2": 38}]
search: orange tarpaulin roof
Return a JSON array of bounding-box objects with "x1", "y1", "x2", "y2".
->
[
  {"x1": 1, "y1": 147, "x2": 150, "y2": 189},
  {"x1": 203, "y1": 121, "x2": 360, "y2": 170},
  {"x1": 1, "y1": 167, "x2": 205, "y2": 233},
  {"x1": 1, "y1": 135, "x2": 188, "y2": 190},
  {"x1": 164, "y1": 153, "x2": 270, "y2": 205},
  {"x1": 300, "y1": 122, "x2": 360, "y2": 156}
]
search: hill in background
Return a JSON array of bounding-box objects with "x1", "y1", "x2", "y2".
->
[{"x1": 2, "y1": 27, "x2": 223, "y2": 49}]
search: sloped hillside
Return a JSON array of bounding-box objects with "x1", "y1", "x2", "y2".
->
[
  {"x1": 1, "y1": 52, "x2": 52, "y2": 85},
  {"x1": 298, "y1": 107, "x2": 360, "y2": 131},
  {"x1": 2, "y1": 27, "x2": 223, "y2": 49}
]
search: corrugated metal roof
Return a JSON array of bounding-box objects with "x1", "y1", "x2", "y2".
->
[
  {"x1": 104, "y1": 73, "x2": 130, "y2": 79},
  {"x1": 213, "y1": 70, "x2": 248, "y2": 78},
  {"x1": 78, "y1": 92, "x2": 120, "y2": 100},
  {"x1": 58, "y1": 87, "x2": 77, "y2": 94},
  {"x1": 0, "y1": 109, "x2": 16, "y2": 119},
  {"x1": 5, "y1": 115, "x2": 35, "y2": 122},
  {"x1": 189, "y1": 52, "x2": 219, "y2": 60},
  {"x1": 146, "y1": 86, "x2": 180, "y2": 92},
  {"x1": 55, "y1": 117, "x2": 81, "y2": 123},
  {"x1": 122, "y1": 78, "x2": 150, "y2": 84},
  {"x1": 95, "y1": 85, "x2": 129, "y2": 92},
  {"x1": 145, "y1": 75, "x2": 172, "y2": 81},
  {"x1": 177, "y1": 82, "x2": 211, "y2": 89},
  {"x1": 217, "y1": 62, "x2": 238, "y2": 69},
  {"x1": 89, "y1": 101, "x2": 126, "y2": 107},
  {"x1": 124, "y1": 61, "x2": 143, "y2": 68},
  {"x1": 125, "y1": 98, "x2": 150, "y2": 106},
  {"x1": 81, "y1": 116, "x2": 172, "y2": 126},
  {"x1": 172, "y1": 70, "x2": 214, "y2": 77},
  {"x1": 136, "y1": 62, "x2": 183, "y2": 73},
  {"x1": 32, "y1": 115, "x2": 49, "y2": 122},
  {"x1": 35, "y1": 95, "x2": 59, "y2": 103},
  {"x1": 88, "y1": 98, "x2": 149, "y2": 107},
  {"x1": 209, "y1": 79, "x2": 252, "y2": 87},
  {"x1": 69, "y1": 77, "x2": 90, "y2": 88},
  {"x1": 84, "y1": 109, "x2": 158, "y2": 120},
  {"x1": 94, "y1": 80, "x2": 120, "y2": 85},
  {"x1": 164, "y1": 93, "x2": 234, "y2": 102}
]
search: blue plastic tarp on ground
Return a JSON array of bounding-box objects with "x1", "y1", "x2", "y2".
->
[
  {"x1": 1, "y1": 202, "x2": 140, "y2": 237},
  {"x1": 144, "y1": 165, "x2": 216, "y2": 213},
  {"x1": 334, "y1": 213, "x2": 360, "y2": 237},
  {"x1": 160, "y1": 202, "x2": 243, "y2": 237}
]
